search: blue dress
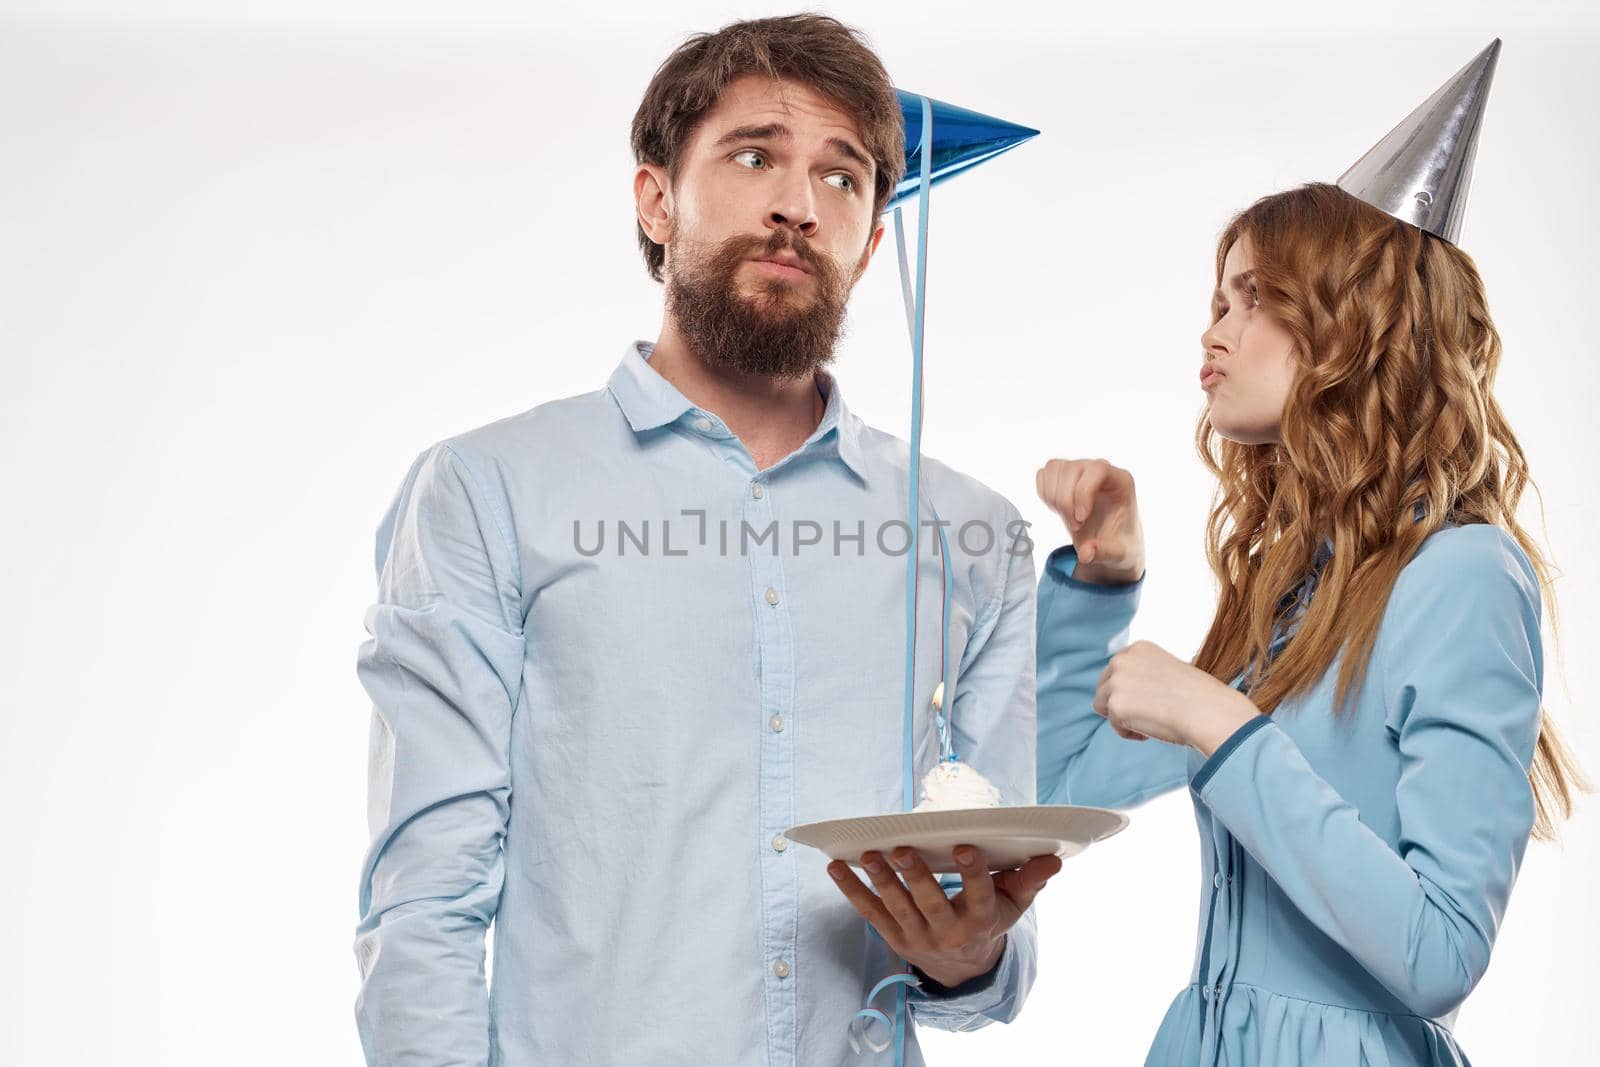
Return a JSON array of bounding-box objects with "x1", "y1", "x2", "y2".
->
[{"x1": 1035, "y1": 521, "x2": 1544, "y2": 1066}]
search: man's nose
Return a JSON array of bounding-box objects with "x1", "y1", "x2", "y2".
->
[{"x1": 765, "y1": 173, "x2": 819, "y2": 238}]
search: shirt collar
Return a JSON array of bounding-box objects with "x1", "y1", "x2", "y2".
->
[
  {"x1": 1306, "y1": 497, "x2": 1430, "y2": 576},
  {"x1": 606, "y1": 340, "x2": 868, "y2": 484},
  {"x1": 606, "y1": 340, "x2": 693, "y2": 433}
]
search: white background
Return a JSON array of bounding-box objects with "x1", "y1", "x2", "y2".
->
[{"x1": 2, "y1": 1, "x2": 1596, "y2": 1063}]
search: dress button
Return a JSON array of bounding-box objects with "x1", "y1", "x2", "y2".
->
[
  {"x1": 772, "y1": 834, "x2": 788, "y2": 852},
  {"x1": 694, "y1": 416, "x2": 712, "y2": 432},
  {"x1": 764, "y1": 586, "x2": 780, "y2": 605},
  {"x1": 752, "y1": 483, "x2": 764, "y2": 498},
  {"x1": 773, "y1": 959, "x2": 791, "y2": 979},
  {"x1": 770, "y1": 714, "x2": 785, "y2": 732},
  {"x1": 1214, "y1": 872, "x2": 1224, "y2": 888}
]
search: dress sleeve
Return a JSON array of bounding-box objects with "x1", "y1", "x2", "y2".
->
[
  {"x1": 909, "y1": 508, "x2": 1038, "y2": 1028},
  {"x1": 1036, "y1": 545, "x2": 1188, "y2": 809},
  {"x1": 1190, "y1": 524, "x2": 1544, "y2": 1019},
  {"x1": 352, "y1": 442, "x2": 528, "y2": 1066}
]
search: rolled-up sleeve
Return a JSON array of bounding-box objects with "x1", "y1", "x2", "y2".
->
[
  {"x1": 909, "y1": 509, "x2": 1038, "y2": 1029},
  {"x1": 1191, "y1": 524, "x2": 1543, "y2": 1019},
  {"x1": 353, "y1": 442, "x2": 527, "y2": 1066}
]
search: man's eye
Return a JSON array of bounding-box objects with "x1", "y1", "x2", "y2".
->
[
  {"x1": 733, "y1": 150, "x2": 766, "y2": 169},
  {"x1": 825, "y1": 173, "x2": 856, "y2": 193}
]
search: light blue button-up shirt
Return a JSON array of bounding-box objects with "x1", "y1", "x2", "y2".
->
[{"x1": 354, "y1": 340, "x2": 1041, "y2": 1065}]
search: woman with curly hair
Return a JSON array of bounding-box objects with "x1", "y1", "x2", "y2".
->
[{"x1": 1032, "y1": 178, "x2": 1585, "y2": 1065}]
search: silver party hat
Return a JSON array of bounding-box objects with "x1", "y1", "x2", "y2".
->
[{"x1": 1336, "y1": 38, "x2": 1501, "y2": 246}]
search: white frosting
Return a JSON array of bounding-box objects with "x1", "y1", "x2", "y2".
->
[{"x1": 912, "y1": 758, "x2": 1003, "y2": 812}]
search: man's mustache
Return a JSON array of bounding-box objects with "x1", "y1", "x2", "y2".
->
[{"x1": 719, "y1": 231, "x2": 836, "y2": 286}]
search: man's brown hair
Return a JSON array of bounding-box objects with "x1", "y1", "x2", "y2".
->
[{"x1": 630, "y1": 13, "x2": 905, "y2": 283}]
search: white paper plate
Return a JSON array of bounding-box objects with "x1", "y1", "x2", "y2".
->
[{"x1": 784, "y1": 805, "x2": 1129, "y2": 873}]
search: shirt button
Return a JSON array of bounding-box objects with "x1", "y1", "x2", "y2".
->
[
  {"x1": 694, "y1": 416, "x2": 712, "y2": 432},
  {"x1": 773, "y1": 959, "x2": 791, "y2": 979},
  {"x1": 1214, "y1": 872, "x2": 1224, "y2": 888},
  {"x1": 752, "y1": 483, "x2": 764, "y2": 498},
  {"x1": 1202, "y1": 985, "x2": 1212, "y2": 1000},
  {"x1": 772, "y1": 834, "x2": 788, "y2": 852},
  {"x1": 764, "y1": 587, "x2": 780, "y2": 606},
  {"x1": 770, "y1": 714, "x2": 785, "y2": 732}
]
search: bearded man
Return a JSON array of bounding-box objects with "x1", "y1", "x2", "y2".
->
[{"x1": 353, "y1": 14, "x2": 1059, "y2": 1065}]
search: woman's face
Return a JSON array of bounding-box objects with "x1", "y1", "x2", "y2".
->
[{"x1": 1199, "y1": 234, "x2": 1298, "y2": 445}]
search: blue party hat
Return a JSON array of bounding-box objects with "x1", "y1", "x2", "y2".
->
[{"x1": 885, "y1": 89, "x2": 1039, "y2": 211}]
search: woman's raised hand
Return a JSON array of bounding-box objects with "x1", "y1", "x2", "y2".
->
[{"x1": 1035, "y1": 458, "x2": 1146, "y2": 586}]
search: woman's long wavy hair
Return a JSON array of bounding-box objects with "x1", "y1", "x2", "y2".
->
[{"x1": 1192, "y1": 182, "x2": 1585, "y2": 840}]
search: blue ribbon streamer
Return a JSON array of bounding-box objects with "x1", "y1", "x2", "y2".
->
[
  {"x1": 896, "y1": 93, "x2": 934, "y2": 1066},
  {"x1": 893, "y1": 148, "x2": 959, "y2": 764},
  {"x1": 850, "y1": 90, "x2": 960, "y2": 1065},
  {"x1": 849, "y1": 971, "x2": 924, "y2": 1055},
  {"x1": 937, "y1": 519, "x2": 955, "y2": 761},
  {"x1": 899, "y1": 92, "x2": 933, "y2": 820},
  {"x1": 873, "y1": 91, "x2": 934, "y2": 1067}
]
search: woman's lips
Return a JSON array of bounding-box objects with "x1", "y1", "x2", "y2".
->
[{"x1": 1200, "y1": 370, "x2": 1224, "y2": 390}]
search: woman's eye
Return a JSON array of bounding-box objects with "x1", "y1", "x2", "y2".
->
[{"x1": 733, "y1": 150, "x2": 766, "y2": 170}]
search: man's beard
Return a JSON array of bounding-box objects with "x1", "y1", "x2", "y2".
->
[{"x1": 665, "y1": 228, "x2": 855, "y2": 381}]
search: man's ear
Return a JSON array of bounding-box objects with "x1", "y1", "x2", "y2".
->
[
  {"x1": 855, "y1": 218, "x2": 887, "y2": 276},
  {"x1": 634, "y1": 164, "x2": 673, "y2": 244}
]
